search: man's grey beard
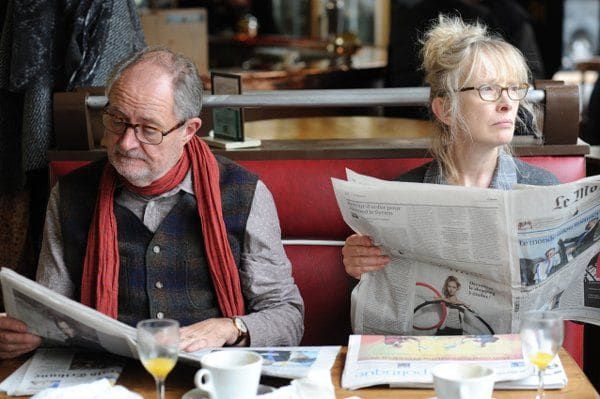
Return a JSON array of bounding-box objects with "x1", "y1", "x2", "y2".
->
[
  {"x1": 112, "y1": 147, "x2": 147, "y2": 161},
  {"x1": 109, "y1": 148, "x2": 153, "y2": 186}
]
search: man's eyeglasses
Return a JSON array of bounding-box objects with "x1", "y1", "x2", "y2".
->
[
  {"x1": 457, "y1": 83, "x2": 530, "y2": 102},
  {"x1": 101, "y1": 109, "x2": 186, "y2": 145}
]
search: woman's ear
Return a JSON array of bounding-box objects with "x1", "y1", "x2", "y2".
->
[{"x1": 431, "y1": 97, "x2": 452, "y2": 126}]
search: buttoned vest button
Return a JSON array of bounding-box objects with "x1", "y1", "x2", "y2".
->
[
  {"x1": 155, "y1": 281, "x2": 164, "y2": 289},
  {"x1": 152, "y1": 245, "x2": 160, "y2": 254},
  {"x1": 156, "y1": 312, "x2": 164, "y2": 319}
]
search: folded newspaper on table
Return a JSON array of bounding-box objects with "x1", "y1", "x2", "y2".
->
[
  {"x1": 187, "y1": 346, "x2": 340, "y2": 379},
  {"x1": 0, "y1": 268, "x2": 340, "y2": 381},
  {"x1": 332, "y1": 170, "x2": 600, "y2": 336},
  {"x1": 0, "y1": 349, "x2": 124, "y2": 396},
  {"x1": 341, "y1": 334, "x2": 567, "y2": 390}
]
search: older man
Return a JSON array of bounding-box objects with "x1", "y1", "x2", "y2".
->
[{"x1": 0, "y1": 47, "x2": 304, "y2": 359}]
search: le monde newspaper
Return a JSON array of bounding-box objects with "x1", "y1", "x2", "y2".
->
[{"x1": 332, "y1": 170, "x2": 600, "y2": 336}]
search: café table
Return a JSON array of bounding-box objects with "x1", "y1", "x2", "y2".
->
[{"x1": 0, "y1": 347, "x2": 597, "y2": 398}]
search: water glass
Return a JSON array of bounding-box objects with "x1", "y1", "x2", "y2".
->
[
  {"x1": 519, "y1": 311, "x2": 564, "y2": 399},
  {"x1": 137, "y1": 319, "x2": 180, "y2": 399}
]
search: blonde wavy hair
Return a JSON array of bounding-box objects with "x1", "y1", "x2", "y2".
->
[{"x1": 420, "y1": 15, "x2": 536, "y2": 183}]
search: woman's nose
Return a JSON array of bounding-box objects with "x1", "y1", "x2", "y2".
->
[{"x1": 496, "y1": 92, "x2": 514, "y2": 112}]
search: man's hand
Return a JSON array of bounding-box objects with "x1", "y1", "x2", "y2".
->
[
  {"x1": 0, "y1": 315, "x2": 42, "y2": 359},
  {"x1": 179, "y1": 318, "x2": 240, "y2": 352},
  {"x1": 342, "y1": 234, "x2": 390, "y2": 279}
]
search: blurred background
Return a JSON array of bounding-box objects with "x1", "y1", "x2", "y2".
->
[{"x1": 130, "y1": 0, "x2": 600, "y2": 136}]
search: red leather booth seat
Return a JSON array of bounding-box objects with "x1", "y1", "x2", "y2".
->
[{"x1": 49, "y1": 155, "x2": 586, "y2": 366}]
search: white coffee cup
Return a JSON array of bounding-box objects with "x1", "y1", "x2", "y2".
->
[
  {"x1": 194, "y1": 350, "x2": 263, "y2": 399},
  {"x1": 431, "y1": 363, "x2": 495, "y2": 399}
]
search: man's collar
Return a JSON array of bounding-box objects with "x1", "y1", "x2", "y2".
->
[
  {"x1": 179, "y1": 170, "x2": 194, "y2": 195},
  {"x1": 119, "y1": 170, "x2": 194, "y2": 198}
]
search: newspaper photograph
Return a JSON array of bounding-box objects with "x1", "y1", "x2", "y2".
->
[
  {"x1": 333, "y1": 171, "x2": 600, "y2": 335},
  {"x1": 410, "y1": 265, "x2": 510, "y2": 336},
  {"x1": 0, "y1": 349, "x2": 124, "y2": 396},
  {"x1": 341, "y1": 334, "x2": 567, "y2": 390}
]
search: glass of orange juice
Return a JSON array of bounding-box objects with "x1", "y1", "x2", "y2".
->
[
  {"x1": 519, "y1": 311, "x2": 563, "y2": 399},
  {"x1": 137, "y1": 319, "x2": 180, "y2": 399}
]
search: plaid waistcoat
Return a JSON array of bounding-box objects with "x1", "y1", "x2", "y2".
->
[{"x1": 59, "y1": 156, "x2": 258, "y2": 326}]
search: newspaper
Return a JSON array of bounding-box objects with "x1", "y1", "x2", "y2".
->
[
  {"x1": 332, "y1": 170, "x2": 600, "y2": 336},
  {"x1": 341, "y1": 334, "x2": 567, "y2": 390},
  {"x1": 1, "y1": 268, "x2": 139, "y2": 359},
  {"x1": 0, "y1": 348, "x2": 124, "y2": 396},
  {"x1": 0, "y1": 268, "x2": 339, "y2": 381},
  {"x1": 188, "y1": 346, "x2": 341, "y2": 379}
]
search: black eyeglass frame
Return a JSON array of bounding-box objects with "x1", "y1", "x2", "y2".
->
[
  {"x1": 101, "y1": 106, "x2": 187, "y2": 145},
  {"x1": 457, "y1": 83, "x2": 530, "y2": 102}
]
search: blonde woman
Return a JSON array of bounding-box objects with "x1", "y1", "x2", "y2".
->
[{"x1": 343, "y1": 15, "x2": 559, "y2": 281}]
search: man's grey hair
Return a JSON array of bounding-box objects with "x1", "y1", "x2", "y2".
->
[{"x1": 105, "y1": 46, "x2": 203, "y2": 121}]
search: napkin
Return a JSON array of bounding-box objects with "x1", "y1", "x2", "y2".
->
[
  {"x1": 30, "y1": 379, "x2": 142, "y2": 399},
  {"x1": 260, "y1": 370, "x2": 335, "y2": 399}
]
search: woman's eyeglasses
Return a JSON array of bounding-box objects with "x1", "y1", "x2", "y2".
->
[{"x1": 457, "y1": 83, "x2": 530, "y2": 102}]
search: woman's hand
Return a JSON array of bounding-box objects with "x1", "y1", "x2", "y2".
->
[{"x1": 342, "y1": 234, "x2": 390, "y2": 279}]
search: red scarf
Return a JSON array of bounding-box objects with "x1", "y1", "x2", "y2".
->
[{"x1": 80, "y1": 136, "x2": 245, "y2": 319}]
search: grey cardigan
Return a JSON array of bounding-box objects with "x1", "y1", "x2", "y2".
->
[{"x1": 397, "y1": 155, "x2": 559, "y2": 188}]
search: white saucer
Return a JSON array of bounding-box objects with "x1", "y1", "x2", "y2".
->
[{"x1": 182, "y1": 384, "x2": 276, "y2": 399}]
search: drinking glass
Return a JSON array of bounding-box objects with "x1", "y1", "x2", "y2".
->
[
  {"x1": 137, "y1": 319, "x2": 180, "y2": 399},
  {"x1": 519, "y1": 311, "x2": 564, "y2": 399}
]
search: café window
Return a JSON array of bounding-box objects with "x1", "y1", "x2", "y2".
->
[
  {"x1": 272, "y1": 0, "x2": 389, "y2": 46},
  {"x1": 272, "y1": 0, "x2": 311, "y2": 37},
  {"x1": 323, "y1": 0, "x2": 376, "y2": 44}
]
